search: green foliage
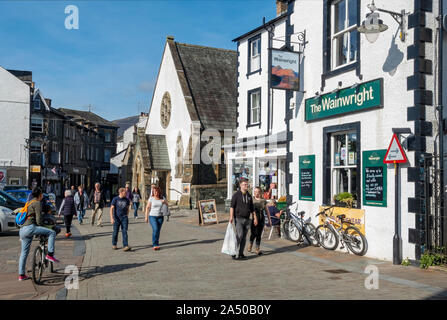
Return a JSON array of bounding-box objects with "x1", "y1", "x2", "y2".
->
[
  {"x1": 420, "y1": 247, "x2": 447, "y2": 269},
  {"x1": 334, "y1": 192, "x2": 354, "y2": 208},
  {"x1": 401, "y1": 257, "x2": 411, "y2": 266}
]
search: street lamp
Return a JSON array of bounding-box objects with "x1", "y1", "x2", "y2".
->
[{"x1": 358, "y1": 0, "x2": 406, "y2": 43}]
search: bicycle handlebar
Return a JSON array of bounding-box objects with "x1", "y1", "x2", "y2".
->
[{"x1": 315, "y1": 205, "x2": 336, "y2": 217}]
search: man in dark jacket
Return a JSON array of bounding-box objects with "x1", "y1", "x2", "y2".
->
[
  {"x1": 89, "y1": 182, "x2": 106, "y2": 227},
  {"x1": 229, "y1": 180, "x2": 257, "y2": 260},
  {"x1": 58, "y1": 189, "x2": 77, "y2": 237}
]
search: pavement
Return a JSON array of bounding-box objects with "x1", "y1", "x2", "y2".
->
[{"x1": 3, "y1": 206, "x2": 447, "y2": 300}]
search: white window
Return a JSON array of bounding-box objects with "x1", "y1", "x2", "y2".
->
[
  {"x1": 331, "y1": 131, "x2": 358, "y2": 205},
  {"x1": 331, "y1": 0, "x2": 358, "y2": 69},
  {"x1": 30, "y1": 141, "x2": 42, "y2": 153},
  {"x1": 249, "y1": 36, "x2": 261, "y2": 73},
  {"x1": 104, "y1": 149, "x2": 111, "y2": 162},
  {"x1": 31, "y1": 117, "x2": 43, "y2": 132},
  {"x1": 249, "y1": 90, "x2": 261, "y2": 125},
  {"x1": 105, "y1": 132, "x2": 111, "y2": 143}
]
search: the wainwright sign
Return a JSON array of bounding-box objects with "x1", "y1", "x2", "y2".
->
[{"x1": 270, "y1": 49, "x2": 300, "y2": 91}]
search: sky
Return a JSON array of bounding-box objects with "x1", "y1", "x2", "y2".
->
[{"x1": 0, "y1": 0, "x2": 276, "y2": 121}]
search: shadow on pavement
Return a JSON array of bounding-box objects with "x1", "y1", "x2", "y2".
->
[
  {"x1": 131, "y1": 239, "x2": 198, "y2": 251},
  {"x1": 68, "y1": 231, "x2": 113, "y2": 241},
  {"x1": 0, "y1": 230, "x2": 19, "y2": 237},
  {"x1": 161, "y1": 238, "x2": 223, "y2": 250},
  {"x1": 425, "y1": 290, "x2": 447, "y2": 300}
]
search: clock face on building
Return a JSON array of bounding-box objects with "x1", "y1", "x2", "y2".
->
[{"x1": 160, "y1": 92, "x2": 171, "y2": 129}]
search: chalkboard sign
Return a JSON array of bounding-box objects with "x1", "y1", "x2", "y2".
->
[
  {"x1": 198, "y1": 199, "x2": 219, "y2": 226},
  {"x1": 299, "y1": 155, "x2": 315, "y2": 201},
  {"x1": 362, "y1": 150, "x2": 387, "y2": 207}
]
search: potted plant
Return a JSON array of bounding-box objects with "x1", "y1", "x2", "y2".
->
[{"x1": 333, "y1": 192, "x2": 355, "y2": 208}]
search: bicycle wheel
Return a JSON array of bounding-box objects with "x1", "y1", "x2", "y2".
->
[
  {"x1": 316, "y1": 224, "x2": 338, "y2": 250},
  {"x1": 303, "y1": 222, "x2": 319, "y2": 247},
  {"x1": 288, "y1": 219, "x2": 301, "y2": 242},
  {"x1": 344, "y1": 226, "x2": 367, "y2": 256},
  {"x1": 32, "y1": 246, "x2": 43, "y2": 284}
]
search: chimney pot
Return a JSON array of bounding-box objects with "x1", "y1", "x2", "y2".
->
[{"x1": 276, "y1": 0, "x2": 288, "y2": 16}]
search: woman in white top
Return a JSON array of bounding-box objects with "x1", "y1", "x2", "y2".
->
[{"x1": 145, "y1": 186, "x2": 168, "y2": 250}]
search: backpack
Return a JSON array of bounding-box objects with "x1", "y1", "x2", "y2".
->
[{"x1": 15, "y1": 200, "x2": 36, "y2": 227}]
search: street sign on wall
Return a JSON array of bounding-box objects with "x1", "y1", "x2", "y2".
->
[
  {"x1": 363, "y1": 150, "x2": 387, "y2": 207},
  {"x1": 384, "y1": 134, "x2": 407, "y2": 164},
  {"x1": 299, "y1": 155, "x2": 315, "y2": 201},
  {"x1": 305, "y1": 78, "x2": 383, "y2": 121}
]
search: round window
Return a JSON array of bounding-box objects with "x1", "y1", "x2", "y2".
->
[{"x1": 160, "y1": 92, "x2": 171, "y2": 128}]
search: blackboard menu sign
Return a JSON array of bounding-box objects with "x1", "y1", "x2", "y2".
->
[
  {"x1": 362, "y1": 150, "x2": 387, "y2": 207},
  {"x1": 299, "y1": 155, "x2": 315, "y2": 201}
]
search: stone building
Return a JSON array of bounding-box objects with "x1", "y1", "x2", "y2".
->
[{"x1": 131, "y1": 36, "x2": 237, "y2": 209}]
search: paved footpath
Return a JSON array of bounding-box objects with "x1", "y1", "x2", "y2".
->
[{"x1": 54, "y1": 207, "x2": 447, "y2": 300}]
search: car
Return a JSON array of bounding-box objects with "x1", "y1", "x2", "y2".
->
[
  {"x1": 2, "y1": 185, "x2": 28, "y2": 191},
  {"x1": 5, "y1": 189, "x2": 32, "y2": 203},
  {"x1": 0, "y1": 206, "x2": 18, "y2": 232},
  {"x1": 0, "y1": 190, "x2": 26, "y2": 210}
]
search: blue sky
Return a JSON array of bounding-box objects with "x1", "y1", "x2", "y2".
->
[{"x1": 0, "y1": 0, "x2": 276, "y2": 121}]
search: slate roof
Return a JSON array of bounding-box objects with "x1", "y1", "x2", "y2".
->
[
  {"x1": 168, "y1": 39, "x2": 237, "y2": 131},
  {"x1": 146, "y1": 134, "x2": 171, "y2": 171},
  {"x1": 59, "y1": 108, "x2": 119, "y2": 128},
  {"x1": 113, "y1": 115, "x2": 140, "y2": 137}
]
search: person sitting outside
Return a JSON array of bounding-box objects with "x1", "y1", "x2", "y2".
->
[{"x1": 266, "y1": 200, "x2": 283, "y2": 237}]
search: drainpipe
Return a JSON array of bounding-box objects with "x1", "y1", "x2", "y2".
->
[{"x1": 438, "y1": 0, "x2": 445, "y2": 247}]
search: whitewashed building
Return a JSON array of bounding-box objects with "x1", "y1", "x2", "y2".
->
[
  {"x1": 231, "y1": 0, "x2": 442, "y2": 262},
  {"x1": 0, "y1": 66, "x2": 30, "y2": 188}
]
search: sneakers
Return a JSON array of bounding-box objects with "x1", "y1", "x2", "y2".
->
[
  {"x1": 153, "y1": 246, "x2": 160, "y2": 251},
  {"x1": 18, "y1": 275, "x2": 30, "y2": 281},
  {"x1": 123, "y1": 246, "x2": 131, "y2": 252},
  {"x1": 247, "y1": 243, "x2": 253, "y2": 253},
  {"x1": 65, "y1": 232, "x2": 72, "y2": 238},
  {"x1": 134, "y1": 216, "x2": 138, "y2": 220},
  {"x1": 112, "y1": 245, "x2": 117, "y2": 250},
  {"x1": 45, "y1": 255, "x2": 60, "y2": 263}
]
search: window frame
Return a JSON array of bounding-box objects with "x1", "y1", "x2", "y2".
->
[
  {"x1": 104, "y1": 148, "x2": 111, "y2": 163},
  {"x1": 105, "y1": 132, "x2": 111, "y2": 143},
  {"x1": 30, "y1": 117, "x2": 43, "y2": 133},
  {"x1": 30, "y1": 141, "x2": 42, "y2": 153},
  {"x1": 247, "y1": 35, "x2": 262, "y2": 76},
  {"x1": 33, "y1": 99, "x2": 41, "y2": 111},
  {"x1": 246, "y1": 87, "x2": 262, "y2": 128},
  {"x1": 323, "y1": 122, "x2": 361, "y2": 208}
]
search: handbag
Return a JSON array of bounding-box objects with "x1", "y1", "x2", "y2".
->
[{"x1": 161, "y1": 203, "x2": 170, "y2": 217}]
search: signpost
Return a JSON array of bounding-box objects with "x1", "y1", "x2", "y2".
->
[{"x1": 384, "y1": 133, "x2": 408, "y2": 265}]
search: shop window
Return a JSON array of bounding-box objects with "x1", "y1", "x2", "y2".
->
[
  {"x1": 232, "y1": 160, "x2": 253, "y2": 193},
  {"x1": 323, "y1": 122, "x2": 360, "y2": 208},
  {"x1": 257, "y1": 159, "x2": 279, "y2": 198},
  {"x1": 248, "y1": 36, "x2": 261, "y2": 74},
  {"x1": 247, "y1": 88, "x2": 261, "y2": 126}
]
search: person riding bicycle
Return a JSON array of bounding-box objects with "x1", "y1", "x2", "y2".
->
[{"x1": 18, "y1": 187, "x2": 60, "y2": 281}]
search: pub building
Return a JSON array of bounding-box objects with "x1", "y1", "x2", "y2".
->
[{"x1": 230, "y1": 0, "x2": 443, "y2": 262}]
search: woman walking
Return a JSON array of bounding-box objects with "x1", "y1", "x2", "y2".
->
[
  {"x1": 132, "y1": 187, "x2": 141, "y2": 220},
  {"x1": 74, "y1": 185, "x2": 89, "y2": 224},
  {"x1": 58, "y1": 190, "x2": 77, "y2": 238},
  {"x1": 248, "y1": 187, "x2": 267, "y2": 255},
  {"x1": 145, "y1": 186, "x2": 168, "y2": 250}
]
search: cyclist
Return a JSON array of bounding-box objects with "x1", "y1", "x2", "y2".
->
[{"x1": 18, "y1": 187, "x2": 60, "y2": 281}]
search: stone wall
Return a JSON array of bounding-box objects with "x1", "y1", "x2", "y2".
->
[{"x1": 190, "y1": 183, "x2": 227, "y2": 209}]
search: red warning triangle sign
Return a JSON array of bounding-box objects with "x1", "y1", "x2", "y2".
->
[{"x1": 384, "y1": 134, "x2": 408, "y2": 164}]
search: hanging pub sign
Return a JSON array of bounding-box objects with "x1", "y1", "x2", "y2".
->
[
  {"x1": 299, "y1": 155, "x2": 315, "y2": 201},
  {"x1": 270, "y1": 48, "x2": 300, "y2": 91},
  {"x1": 362, "y1": 150, "x2": 387, "y2": 207},
  {"x1": 305, "y1": 78, "x2": 383, "y2": 121}
]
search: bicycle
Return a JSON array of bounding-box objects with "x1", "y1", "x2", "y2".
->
[
  {"x1": 283, "y1": 202, "x2": 319, "y2": 246},
  {"x1": 32, "y1": 234, "x2": 55, "y2": 284},
  {"x1": 315, "y1": 206, "x2": 368, "y2": 256}
]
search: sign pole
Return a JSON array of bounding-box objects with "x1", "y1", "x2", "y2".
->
[{"x1": 393, "y1": 161, "x2": 401, "y2": 265}]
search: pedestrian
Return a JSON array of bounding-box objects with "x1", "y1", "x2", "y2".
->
[
  {"x1": 145, "y1": 186, "x2": 168, "y2": 250},
  {"x1": 74, "y1": 185, "x2": 89, "y2": 224},
  {"x1": 248, "y1": 187, "x2": 267, "y2": 255},
  {"x1": 89, "y1": 182, "x2": 106, "y2": 227},
  {"x1": 45, "y1": 181, "x2": 53, "y2": 194},
  {"x1": 58, "y1": 189, "x2": 77, "y2": 238},
  {"x1": 229, "y1": 180, "x2": 257, "y2": 260},
  {"x1": 18, "y1": 187, "x2": 60, "y2": 281},
  {"x1": 70, "y1": 185, "x2": 75, "y2": 196},
  {"x1": 125, "y1": 185, "x2": 132, "y2": 205},
  {"x1": 132, "y1": 187, "x2": 141, "y2": 219},
  {"x1": 110, "y1": 188, "x2": 131, "y2": 251}
]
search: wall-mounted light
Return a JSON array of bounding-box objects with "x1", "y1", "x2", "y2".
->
[{"x1": 358, "y1": 0, "x2": 406, "y2": 43}]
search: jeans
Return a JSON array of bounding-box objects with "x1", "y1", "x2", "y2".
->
[
  {"x1": 19, "y1": 224, "x2": 56, "y2": 275},
  {"x1": 112, "y1": 215, "x2": 129, "y2": 247},
  {"x1": 235, "y1": 217, "x2": 250, "y2": 256},
  {"x1": 77, "y1": 209, "x2": 86, "y2": 223},
  {"x1": 133, "y1": 202, "x2": 139, "y2": 218},
  {"x1": 149, "y1": 216, "x2": 164, "y2": 247}
]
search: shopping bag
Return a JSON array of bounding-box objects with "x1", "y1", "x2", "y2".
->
[{"x1": 221, "y1": 223, "x2": 237, "y2": 256}]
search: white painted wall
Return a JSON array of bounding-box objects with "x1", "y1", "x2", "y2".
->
[
  {"x1": 145, "y1": 42, "x2": 193, "y2": 201},
  {"x1": 0, "y1": 66, "x2": 30, "y2": 176},
  {"x1": 287, "y1": 0, "x2": 438, "y2": 261}
]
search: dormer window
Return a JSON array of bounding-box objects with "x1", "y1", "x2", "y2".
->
[{"x1": 33, "y1": 99, "x2": 40, "y2": 110}]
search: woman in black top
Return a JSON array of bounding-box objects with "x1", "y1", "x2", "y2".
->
[{"x1": 248, "y1": 187, "x2": 267, "y2": 255}]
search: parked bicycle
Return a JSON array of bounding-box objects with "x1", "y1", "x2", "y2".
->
[
  {"x1": 32, "y1": 234, "x2": 55, "y2": 284},
  {"x1": 283, "y1": 202, "x2": 319, "y2": 246},
  {"x1": 315, "y1": 206, "x2": 368, "y2": 256}
]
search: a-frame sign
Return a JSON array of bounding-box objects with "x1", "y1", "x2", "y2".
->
[{"x1": 384, "y1": 134, "x2": 408, "y2": 164}]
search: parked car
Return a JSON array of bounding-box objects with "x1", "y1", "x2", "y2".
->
[
  {"x1": 5, "y1": 189, "x2": 32, "y2": 203},
  {"x1": 3, "y1": 185, "x2": 28, "y2": 191},
  {"x1": 0, "y1": 190, "x2": 26, "y2": 210},
  {"x1": 0, "y1": 206, "x2": 18, "y2": 232}
]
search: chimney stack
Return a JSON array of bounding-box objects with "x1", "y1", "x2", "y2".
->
[{"x1": 276, "y1": 0, "x2": 288, "y2": 16}]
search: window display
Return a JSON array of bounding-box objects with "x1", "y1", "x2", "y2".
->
[{"x1": 232, "y1": 160, "x2": 253, "y2": 193}]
